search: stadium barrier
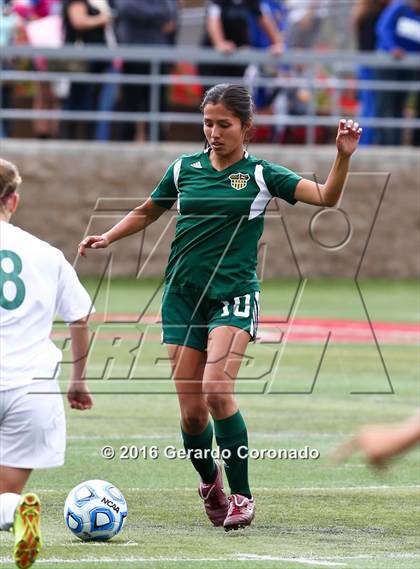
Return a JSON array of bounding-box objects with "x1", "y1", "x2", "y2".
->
[{"x1": 1, "y1": 45, "x2": 419, "y2": 143}]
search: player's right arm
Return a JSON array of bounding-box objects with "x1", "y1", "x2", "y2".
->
[{"x1": 78, "y1": 198, "x2": 166, "y2": 257}]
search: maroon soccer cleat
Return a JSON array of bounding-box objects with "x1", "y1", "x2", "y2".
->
[
  {"x1": 223, "y1": 494, "x2": 255, "y2": 531},
  {"x1": 198, "y1": 462, "x2": 229, "y2": 526}
]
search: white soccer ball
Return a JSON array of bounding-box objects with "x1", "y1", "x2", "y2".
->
[{"x1": 64, "y1": 479, "x2": 128, "y2": 541}]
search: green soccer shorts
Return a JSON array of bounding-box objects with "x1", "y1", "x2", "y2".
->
[{"x1": 161, "y1": 290, "x2": 260, "y2": 352}]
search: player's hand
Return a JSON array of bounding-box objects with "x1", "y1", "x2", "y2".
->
[
  {"x1": 336, "y1": 119, "x2": 362, "y2": 157},
  {"x1": 299, "y1": 13, "x2": 314, "y2": 31},
  {"x1": 215, "y1": 40, "x2": 236, "y2": 54},
  {"x1": 67, "y1": 381, "x2": 93, "y2": 410},
  {"x1": 162, "y1": 19, "x2": 176, "y2": 35},
  {"x1": 332, "y1": 424, "x2": 409, "y2": 470},
  {"x1": 98, "y1": 11, "x2": 112, "y2": 26},
  {"x1": 391, "y1": 47, "x2": 405, "y2": 60},
  {"x1": 269, "y1": 41, "x2": 284, "y2": 56},
  {"x1": 333, "y1": 414, "x2": 420, "y2": 470},
  {"x1": 78, "y1": 234, "x2": 110, "y2": 257}
]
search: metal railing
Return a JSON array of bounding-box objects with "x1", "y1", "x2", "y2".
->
[{"x1": 1, "y1": 45, "x2": 419, "y2": 143}]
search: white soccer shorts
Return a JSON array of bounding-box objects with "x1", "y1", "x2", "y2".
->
[{"x1": 0, "y1": 379, "x2": 66, "y2": 469}]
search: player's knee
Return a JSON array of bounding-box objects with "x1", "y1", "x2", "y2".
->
[
  {"x1": 204, "y1": 392, "x2": 231, "y2": 416},
  {"x1": 181, "y1": 410, "x2": 208, "y2": 434}
]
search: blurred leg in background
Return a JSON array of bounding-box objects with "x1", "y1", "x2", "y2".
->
[
  {"x1": 375, "y1": 68, "x2": 412, "y2": 146},
  {"x1": 95, "y1": 62, "x2": 121, "y2": 142},
  {"x1": 357, "y1": 66, "x2": 376, "y2": 145},
  {"x1": 119, "y1": 61, "x2": 150, "y2": 142},
  {"x1": 33, "y1": 80, "x2": 60, "y2": 139}
]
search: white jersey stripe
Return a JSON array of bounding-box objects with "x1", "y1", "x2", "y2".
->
[
  {"x1": 255, "y1": 292, "x2": 260, "y2": 337},
  {"x1": 173, "y1": 159, "x2": 182, "y2": 190},
  {"x1": 249, "y1": 165, "x2": 271, "y2": 220},
  {"x1": 250, "y1": 291, "x2": 260, "y2": 340},
  {"x1": 249, "y1": 293, "x2": 255, "y2": 339},
  {"x1": 250, "y1": 302, "x2": 254, "y2": 337},
  {"x1": 173, "y1": 158, "x2": 182, "y2": 213}
]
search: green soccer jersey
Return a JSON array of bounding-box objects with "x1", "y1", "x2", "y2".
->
[{"x1": 150, "y1": 149, "x2": 301, "y2": 299}]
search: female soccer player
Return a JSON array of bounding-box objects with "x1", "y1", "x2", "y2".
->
[
  {"x1": 79, "y1": 84, "x2": 362, "y2": 531},
  {"x1": 0, "y1": 159, "x2": 94, "y2": 568}
]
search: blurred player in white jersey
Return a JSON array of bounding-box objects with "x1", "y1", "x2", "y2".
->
[{"x1": 0, "y1": 159, "x2": 94, "y2": 569}]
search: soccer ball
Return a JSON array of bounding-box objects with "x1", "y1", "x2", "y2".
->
[{"x1": 64, "y1": 479, "x2": 128, "y2": 541}]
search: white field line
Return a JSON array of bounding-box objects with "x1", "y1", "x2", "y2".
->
[
  {"x1": 67, "y1": 432, "x2": 342, "y2": 441},
  {"x1": 0, "y1": 555, "x2": 346, "y2": 567},
  {"x1": 34, "y1": 485, "x2": 420, "y2": 493},
  {"x1": 68, "y1": 434, "x2": 176, "y2": 441},
  {"x1": 237, "y1": 554, "x2": 345, "y2": 566},
  {"x1": 2, "y1": 553, "x2": 419, "y2": 564},
  {"x1": 2, "y1": 553, "x2": 420, "y2": 565},
  {"x1": 328, "y1": 554, "x2": 420, "y2": 560},
  {"x1": 53, "y1": 542, "x2": 141, "y2": 547}
]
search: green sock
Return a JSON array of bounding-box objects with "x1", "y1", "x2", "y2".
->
[
  {"x1": 214, "y1": 410, "x2": 252, "y2": 498},
  {"x1": 181, "y1": 422, "x2": 216, "y2": 484}
]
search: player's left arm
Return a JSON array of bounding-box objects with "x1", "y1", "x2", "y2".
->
[
  {"x1": 67, "y1": 316, "x2": 93, "y2": 411},
  {"x1": 294, "y1": 119, "x2": 362, "y2": 207}
]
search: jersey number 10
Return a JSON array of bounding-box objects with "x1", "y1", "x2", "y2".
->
[{"x1": 221, "y1": 294, "x2": 251, "y2": 318}]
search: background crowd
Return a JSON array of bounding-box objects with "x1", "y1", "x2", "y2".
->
[{"x1": 0, "y1": 0, "x2": 419, "y2": 145}]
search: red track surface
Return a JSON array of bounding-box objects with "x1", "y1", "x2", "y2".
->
[
  {"x1": 257, "y1": 318, "x2": 419, "y2": 345},
  {"x1": 68, "y1": 315, "x2": 419, "y2": 345}
]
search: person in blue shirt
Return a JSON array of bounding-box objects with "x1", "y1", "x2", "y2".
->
[
  {"x1": 352, "y1": 1, "x2": 390, "y2": 145},
  {"x1": 247, "y1": 0, "x2": 288, "y2": 124},
  {"x1": 375, "y1": 0, "x2": 420, "y2": 145},
  {"x1": 249, "y1": 0, "x2": 287, "y2": 49}
]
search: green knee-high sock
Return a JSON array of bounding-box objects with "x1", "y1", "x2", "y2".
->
[
  {"x1": 214, "y1": 410, "x2": 252, "y2": 498},
  {"x1": 181, "y1": 422, "x2": 217, "y2": 484}
]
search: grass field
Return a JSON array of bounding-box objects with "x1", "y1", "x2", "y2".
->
[{"x1": 1, "y1": 279, "x2": 419, "y2": 569}]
